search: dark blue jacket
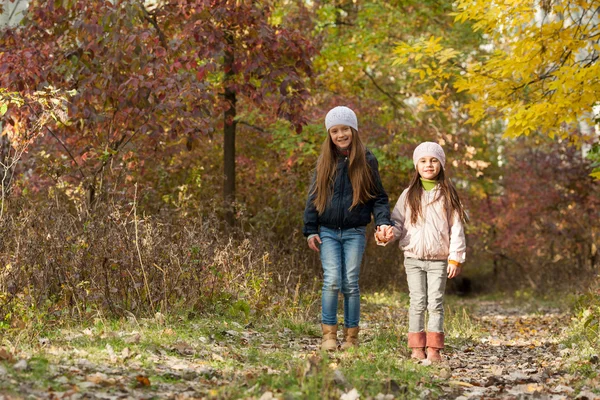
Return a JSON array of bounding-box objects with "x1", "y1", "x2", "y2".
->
[{"x1": 303, "y1": 149, "x2": 391, "y2": 236}]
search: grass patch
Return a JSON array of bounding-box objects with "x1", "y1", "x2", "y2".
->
[
  {"x1": 279, "y1": 319, "x2": 321, "y2": 337},
  {"x1": 473, "y1": 289, "x2": 576, "y2": 313},
  {"x1": 444, "y1": 300, "x2": 482, "y2": 345},
  {"x1": 0, "y1": 291, "x2": 492, "y2": 399},
  {"x1": 559, "y1": 290, "x2": 600, "y2": 382},
  {"x1": 339, "y1": 350, "x2": 438, "y2": 398}
]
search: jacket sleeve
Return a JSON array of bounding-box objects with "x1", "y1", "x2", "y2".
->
[
  {"x1": 302, "y1": 171, "x2": 319, "y2": 237},
  {"x1": 368, "y1": 153, "x2": 392, "y2": 227},
  {"x1": 390, "y1": 190, "x2": 408, "y2": 242},
  {"x1": 375, "y1": 190, "x2": 407, "y2": 246},
  {"x1": 448, "y1": 212, "x2": 466, "y2": 263}
]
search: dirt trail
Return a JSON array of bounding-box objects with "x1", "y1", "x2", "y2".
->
[
  {"x1": 438, "y1": 301, "x2": 598, "y2": 400},
  {"x1": 0, "y1": 299, "x2": 598, "y2": 399}
]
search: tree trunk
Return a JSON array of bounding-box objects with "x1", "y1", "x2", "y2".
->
[
  {"x1": 0, "y1": 130, "x2": 12, "y2": 219},
  {"x1": 223, "y1": 31, "x2": 237, "y2": 226}
]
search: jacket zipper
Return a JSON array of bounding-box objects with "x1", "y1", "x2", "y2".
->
[
  {"x1": 337, "y1": 157, "x2": 347, "y2": 229},
  {"x1": 421, "y1": 190, "x2": 429, "y2": 258}
]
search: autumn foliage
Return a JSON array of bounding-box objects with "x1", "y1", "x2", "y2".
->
[{"x1": 0, "y1": 0, "x2": 599, "y2": 328}]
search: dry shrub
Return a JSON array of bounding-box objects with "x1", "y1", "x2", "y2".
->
[{"x1": 0, "y1": 195, "x2": 319, "y2": 332}]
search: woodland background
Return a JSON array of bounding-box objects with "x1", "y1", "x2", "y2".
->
[{"x1": 0, "y1": 0, "x2": 599, "y2": 329}]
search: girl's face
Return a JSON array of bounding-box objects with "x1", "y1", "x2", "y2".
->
[
  {"x1": 328, "y1": 124, "x2": 353, "y2": 150},
  {"x1": 417, "y1": 156, "x2": 441, "y2": 180}
]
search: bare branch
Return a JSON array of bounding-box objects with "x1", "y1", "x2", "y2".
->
[
  {"x1": 140, "y1": 1, "x2": 168, "y2": 49},
  {"x1": 25, "y1": 103, "x2": 86, "y2": 180},
  {"x1": 362, "y1": 68, "x2": 405, "y2": 110}
]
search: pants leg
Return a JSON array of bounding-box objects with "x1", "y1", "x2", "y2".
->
[
  {"x1": 405, "y1": 258, "x2": 427, "y2": 333},
  {"x1": 426, "y1": 260, "x2": 448, "y2": 333},
  {"x1": 319, "y1": 227, "x2": 342, "y2": 326},
  {"x1": 340, "y1": 227, "x2": 367, "y2": 328}
]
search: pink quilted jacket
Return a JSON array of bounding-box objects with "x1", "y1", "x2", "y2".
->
[{"x1": 385, "y1": 187, "x2": 466, "y2": 263}]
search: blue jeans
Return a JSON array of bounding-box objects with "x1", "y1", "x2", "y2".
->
[{"x1": 319, "y1": 226, "x2": 367, "y2": 328}]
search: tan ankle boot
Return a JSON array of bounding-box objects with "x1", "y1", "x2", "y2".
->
[
  {"x1": 426, "y1": 332, "x2": 444, "y2": 363},
  {"x1": 340, "y1": 327, "x2": 359, "y2": 350},
  {"x1": 408, "y1": 332, "x2": 426, "y2": 360},
  {"x1": 321, "y1": 324, "x2": 338, "y2": 351}
]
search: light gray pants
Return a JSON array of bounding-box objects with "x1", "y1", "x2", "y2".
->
[{"x1": 405, "y1": 258, "x2": 448, "y2": 333}]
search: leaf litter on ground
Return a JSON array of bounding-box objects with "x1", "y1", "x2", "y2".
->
[{"x1": 0, "y1": 296, "x2": 598, "y2": 399}]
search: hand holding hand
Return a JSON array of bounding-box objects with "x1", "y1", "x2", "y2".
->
[
  {"x1": 375, "y1": 225, "x2": 393, "y2": 243},
  {"x1": 382, "y1": 225, "x2": 394, "y2": 241},
  {"x1": 374, "y1": 227, "x2": 385, "y2": 242},
  {"x1": 308, "y1": 235, "x2": 322, "y2": 252}
]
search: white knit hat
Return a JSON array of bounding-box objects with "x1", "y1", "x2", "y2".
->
[
  {"x1": 413, "y1": 142, "x2": 446, "y2": 169},
  {"x1": 325, "y1": 106, "x2": 358, "y2": 132}
]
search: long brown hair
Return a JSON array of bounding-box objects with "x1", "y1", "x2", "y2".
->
[
  {"x1": 311, "y1": 128, "x2": 375, "y2": 214},
  {"x1": 406, "y1": 167, "x2": 469, "y2": 225}
]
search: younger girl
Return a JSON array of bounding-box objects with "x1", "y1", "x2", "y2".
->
[
  {"x1": 377, "y1": 142, "x2": 467, "y2": 362},
  {"x1": 303, "y1": 106, "x2": 392, "y2": 351}
]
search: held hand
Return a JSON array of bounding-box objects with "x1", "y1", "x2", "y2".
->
[
  {"x1": 447, "y1": 262, "x2": 462, "y2": 279},
  {"x1": 375, "y1": 225, "x2": 394, "y2": 243},
  {"x1": 308, "y1": 235, "x2": 322, "y2": 252},
  {"x1": 383, "y1": 225, "x2": 394, "y2": 241},
  {"x1": 375, "y1": 226, "x2": 389, "y2": 243}
]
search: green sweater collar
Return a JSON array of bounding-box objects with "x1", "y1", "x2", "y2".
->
[{"x1": 420, "y1": 178, "x2": 438, "y2": 191}]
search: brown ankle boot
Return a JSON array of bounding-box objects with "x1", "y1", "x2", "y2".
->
[
  {"x1": 411, "y1": 348, "x2": 426, "y2": 360},
  {"x1": 426, "y1": 332, "x2": 444, "y2": 363},
  {"x1": 340, "y1": 327, "x2": 359, "y2": 350},
  {"x1": 408, "y1": 332, "x2": 426, "y2": 360},
  {"x1": 321, "y1": 324, "x2": 338, "y2": 351}
]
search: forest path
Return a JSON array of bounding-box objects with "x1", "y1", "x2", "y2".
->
[
  {"x1": 0, "y1": 297, "x2": 599, "y2": 399},
  {"x1": 434, "y1": 300, "x2": 598, "y2": 399}
]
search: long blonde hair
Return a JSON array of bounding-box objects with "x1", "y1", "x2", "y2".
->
[
  {"x1": 311, "y1": 128, "x2": 375, "y2": 214},
  {"x1": 406, "y1": 167, "x2": 468, "y2": 225}
]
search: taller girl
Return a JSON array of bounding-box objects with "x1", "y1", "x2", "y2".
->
[
  {"x1": 378, "y1": 142, "x2": 468, "y2": 362},
  {"x1": 303, "y1": 106, "x2": 392, "y2": 351}
]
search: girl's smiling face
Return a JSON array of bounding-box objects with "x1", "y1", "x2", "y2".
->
[
  {"x1": 328, "y1": 124, "x2": 353, "y2": 150},
  {"x1": 417, "y1": 156, "x2": 441, "y2": 180}
]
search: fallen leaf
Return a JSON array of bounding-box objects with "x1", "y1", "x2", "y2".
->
[
  {"x1": 552, "y1": 384, "x2": 575, "y2": 394},
  {"x1": 0, "y1": 348, "x2": 14, "y2": 362},
  {"x1": 507, "y1": 383, "x2": 544, "y2": 395},
  {"x1": 135, "y1": 375, "x2": 151, "y2": 387},
  {"x1": 340, "y1": 388, "x2": 360, "y2": 400},
  {"x1": 155, "y1": 312, "x2": 166, "y2": 325},
  {"x1": 171, "y1": 341, "x2": 194, "y2": 356},
  {"x1": 121, "y1": 347, "x2": 131, "y2": 359},
  {"x1": 162, "y1": 328, "x2": 175, "y2": 336},
  {"x1": 507, "y1": 371, "x2": 530, "y2": 383},
  {"x1": 105, "y1": 343, "x2": 116, "y2": 363},
  {"x1": 124, "y1": 333, "x2": 141, "y2": 344},
  {"x1": 13, "y1": 359, "x2": 28, "y2": 371},
  {"x1": 259, "y1": 391, "x2": 274, "y2": 400},
  {"x1": 438, "y1": 368, "x2": 452, "y2": 379},
  {"x1": 575, "y1": 390, "x2": 600, "y2": 399},
  {"x1": 448, "y1": 380, "x2": 474, "y2": 387},
  {"x1": 86, "y1": 372, "x2": 108, "y2": 384}
]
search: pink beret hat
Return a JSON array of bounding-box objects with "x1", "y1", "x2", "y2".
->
[{"x1": 413, "y1": 142, "x2": 446, "y2": 169}]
